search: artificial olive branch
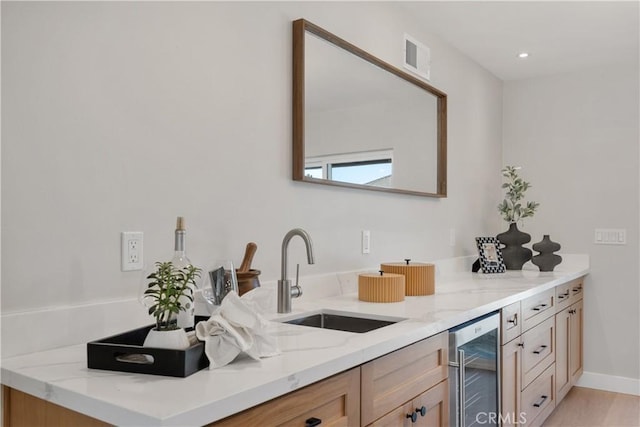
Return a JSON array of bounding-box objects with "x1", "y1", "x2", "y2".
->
[{"x1": 497, "y1": 165, "x2": 540, "y2": 223}]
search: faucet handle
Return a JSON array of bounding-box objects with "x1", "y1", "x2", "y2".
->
[{"x1": 292, "y1": 264, "x2": 303, "y2": 298}]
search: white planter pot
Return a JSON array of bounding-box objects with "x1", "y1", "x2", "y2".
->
[{"x1": 143, "y1": 328, "x2": 190, "y2": 350}]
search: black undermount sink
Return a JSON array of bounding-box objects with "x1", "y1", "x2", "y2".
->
[{"x1": 283, "y1": 311, "x2": 404, "y2": 333}]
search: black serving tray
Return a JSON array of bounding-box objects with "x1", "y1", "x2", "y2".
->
[{"x1": 87, "y1": 316, "x2": 209, "y2": 377}]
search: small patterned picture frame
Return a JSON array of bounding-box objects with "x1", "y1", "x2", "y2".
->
[{"x1": 475, "y1": 237, "x2": 506, "y2": 273}]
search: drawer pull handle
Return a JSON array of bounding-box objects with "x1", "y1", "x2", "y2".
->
[
  {"x1": 533, "y1": 395, "x2": 548, "y2": 408},
  {"x1": 305, "y1": 417, "x2": 322, "y2": 427},
  {"x1": 572, "y1": 287, "x2": 582, "y2": 294},
  {"x1": 558, "y1": 292, "x2": 569, "y2": 300},
  {"x1": 532, "y1": 303, "x2": 548, "y2": 311},
  {"x1": 533, "y1": 345, "x2": 548, "y2": 355},
  {"x1": 569, "y1": 309, "x2": 577, "y2": 315},
  {"x1": 416, "y1": 406, "x2": 427, "y2": 417},
  {"x1": 517, "y1": 342, "x2": 525, "y2": 348},
  {"x1": 507, "y1": 314, "x2": 518, "y2": 326},
  {"x1": 406, "y1": 412, "x2": 418, "y2": 423}
]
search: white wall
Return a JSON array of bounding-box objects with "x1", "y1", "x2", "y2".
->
[
  {"x1": 1, "y1": 2, "x2": 503, "y2": 314},
  {"x1": 503, "y1": 63, "x2": 640, "y2": 383}
]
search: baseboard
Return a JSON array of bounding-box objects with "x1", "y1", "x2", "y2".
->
[{"x1": 576, "y1": 371, "x2": 640, "y2": 396}]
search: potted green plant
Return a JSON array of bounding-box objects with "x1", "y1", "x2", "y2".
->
[
  {"x1": 496, "y1": 166, "x2": 540, "y2": 270},
  {"x1": 142, "y1": 261, "x2": 202, "y2": 349}
]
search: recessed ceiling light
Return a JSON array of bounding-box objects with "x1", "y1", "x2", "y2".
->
[{"x1": 518, "y1": 52, "x2": 529, "y2": 59}]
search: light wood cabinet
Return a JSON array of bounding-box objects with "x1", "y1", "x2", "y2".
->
[
  {"x1": 501, "y1": 338, "x2": 523, "y2": 427},
  {"x1": 368, "y1": 380, "x2": 448, "y2": 427},
  {"x1": 501, "y1": 277, "x2": 585, "y2": 426},
  {"x1": 521, "y1": 288, "x2": 555, "y2": 332},
  {"x1": 521, "y1": 316, "x2": 555, "y2": 387},
  {"x1": 520, "y1": 363, "x2": 556, "y2": 427},
  {"x1": 569, "y1": 299, "x2": 584, "y2": 384},
  {"x1": 210, "y1": 367, "x2": 360, "y2": 427},
  {"x1": 556, "y1": 295, "x2": 584, "y2": 403},
  {"x1": 555, "y1": 304, "x2": 572, "y2": 402},
  {"x1": 500, "y1": 315, "x2": 555, "y2": 426},
  {"x1": 501, "y1": 301, "x2": 521, "y2": 344},
  {"x1": 361, "y1": 331, "x2": 448, "y2": 426},
  {"x1": 2, "y1": 386, "x2": 109, "y2": 427}
]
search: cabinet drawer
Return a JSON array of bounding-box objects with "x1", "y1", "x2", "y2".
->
[
  {"x1": 555, "y1": 282, "x2": 572, "y2": 313},
  {"x1": 521, "y1": 288, "x2": 554, "y2": 331},
  {"x1": 501, "y1": 301, "x2": 521, "y2": 344},
  {"x1": 210, "y1": 368, "x2": 360, "y2": 427},
  {"x1": 368, "y1": 380, "x2": 448, "y2": 427},
  {"x1": 568, "y1": 278, "x2": 584, "y2": 305},
  {"x1": 522, "y1": 316, "x2": 555, "y2": 388},
  {"x1": 361, "y1": 331, "x2": 448, "y2": 426},
  {"x1": 414, "y1": 380, "x2": 448, "y2": 427},
  {"x1": 521, "y1": 363, "x2": 555, "y2": 427}
]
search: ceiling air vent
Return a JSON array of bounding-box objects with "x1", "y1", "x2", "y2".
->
[{"x1": 403, "y1": 33, "x2": 430, "y2": 81}]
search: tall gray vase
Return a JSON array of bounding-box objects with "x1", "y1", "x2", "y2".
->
[
  {"x1": 496, "y1": 223, "x2": 532, "y2": 270},
  {"x1": 531, "y1": 235, "x2": 562, "y2": 272}
]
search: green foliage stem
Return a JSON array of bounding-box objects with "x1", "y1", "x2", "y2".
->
[
  {"x1": 144, "y1": 261, "x2": 201, "y2": 331},
  {"x1": 497, "y1": 165, "x2": 540, "y2": 223}
]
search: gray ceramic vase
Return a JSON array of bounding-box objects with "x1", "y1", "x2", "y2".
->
[
  {"x1": 496, "y1": 223, "x2": 532, "y2": 270},
  {"x1": 531, "y1": 235, "x2": 562, "y2": 272}
]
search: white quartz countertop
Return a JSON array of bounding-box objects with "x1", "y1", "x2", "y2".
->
[{"x1": 1, "y1": 256, "x2": 589, "y2": 426}]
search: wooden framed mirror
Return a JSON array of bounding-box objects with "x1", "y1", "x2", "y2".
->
[{"x1": 293, "y1": 19, "x2": 447, "y2": 197}]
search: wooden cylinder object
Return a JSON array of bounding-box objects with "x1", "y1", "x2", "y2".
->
[
  {"x1": 358, "y1": 272, "x2": 405, "y2": 303},
  {"x1": 381, "y1": 262, "x2": 435, "y2": 296},
  {"x1": 236, "y1": 269, "x2": 261, "y2": 296}
]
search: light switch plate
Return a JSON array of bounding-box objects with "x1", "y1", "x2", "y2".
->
[
  {"x1": 594, "y1": 228, "x2": 626, "y2": 245},
  {"x1": 362, "y1": 230, "x2": 371, "y2": 254}
]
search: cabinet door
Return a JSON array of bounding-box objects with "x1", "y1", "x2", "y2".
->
[
  {"x1": 501, "y1": 339, "x2": 522, "y2": 427},
  {"x1": 415, "y1": 380, "x2": 448, "y2": 427},
  {"x1": 368, "y1": 380, "x2": 448, "y2": 427},
  {"x1": 569, "y1": 299, "x2": 584, "y2": 385},
  {"x1": 361, "y1": 332, "x2": 448, "y2": 426},
  {"x1": 2, "y1": 386, "x2": 108, "y2": 427},
  {"x1": 555, "y1": 307, "x2": 571, "y2": 403},
  {"x1": 210, "y1": 368, "x2": 360, "y2": 427},
  {"x1": 367, "y1": 401, "x2": 414, "y2": 427}
]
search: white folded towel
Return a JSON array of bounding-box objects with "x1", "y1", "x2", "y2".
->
[{"x1": 195, "y1": 290, "x2": 279, "y2": 369}]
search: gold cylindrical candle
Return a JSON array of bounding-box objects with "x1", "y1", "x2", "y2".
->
[
  {"x1": 358, "y1": 272, "x2": 405, "y2": 303},
  {"x1": 381, "y1": 261, "x2": 435, "y2": 296}
]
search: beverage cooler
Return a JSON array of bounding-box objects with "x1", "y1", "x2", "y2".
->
[{"x1": 449, "y1": 312, "x2": 501, "y2": 427}]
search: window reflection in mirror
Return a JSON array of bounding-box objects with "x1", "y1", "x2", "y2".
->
[{"x1": 305, "y1": 150, "x2": 393, "y2": 187}]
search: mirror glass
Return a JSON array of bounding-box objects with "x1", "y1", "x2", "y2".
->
[{"x1": 293, "y1": 19, "x2": 447, "y2": 197}]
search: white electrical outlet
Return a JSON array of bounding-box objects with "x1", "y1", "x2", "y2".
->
[
  {"x1": 121, "y1": 231, "x2": 143, "y2": 271},
  {"x1": 362, "y1": 230, "x2": 371, "y2": 254}
]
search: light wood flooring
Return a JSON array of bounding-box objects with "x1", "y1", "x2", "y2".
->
[{"x1": 543, "y1": 387, "x2": 640, "y2": 427}]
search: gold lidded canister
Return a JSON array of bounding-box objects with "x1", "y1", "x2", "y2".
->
[
  {"x1": 358, "y1": 270, "x2": 405, "y2": 303},
  {"x1": 381, "y1": 259, "x2": 435, "y2": 296}
]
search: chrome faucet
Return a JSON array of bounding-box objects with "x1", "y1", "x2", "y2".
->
[{"x1": 278, "y1": 228, "x2": 315, "y2": 313}]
